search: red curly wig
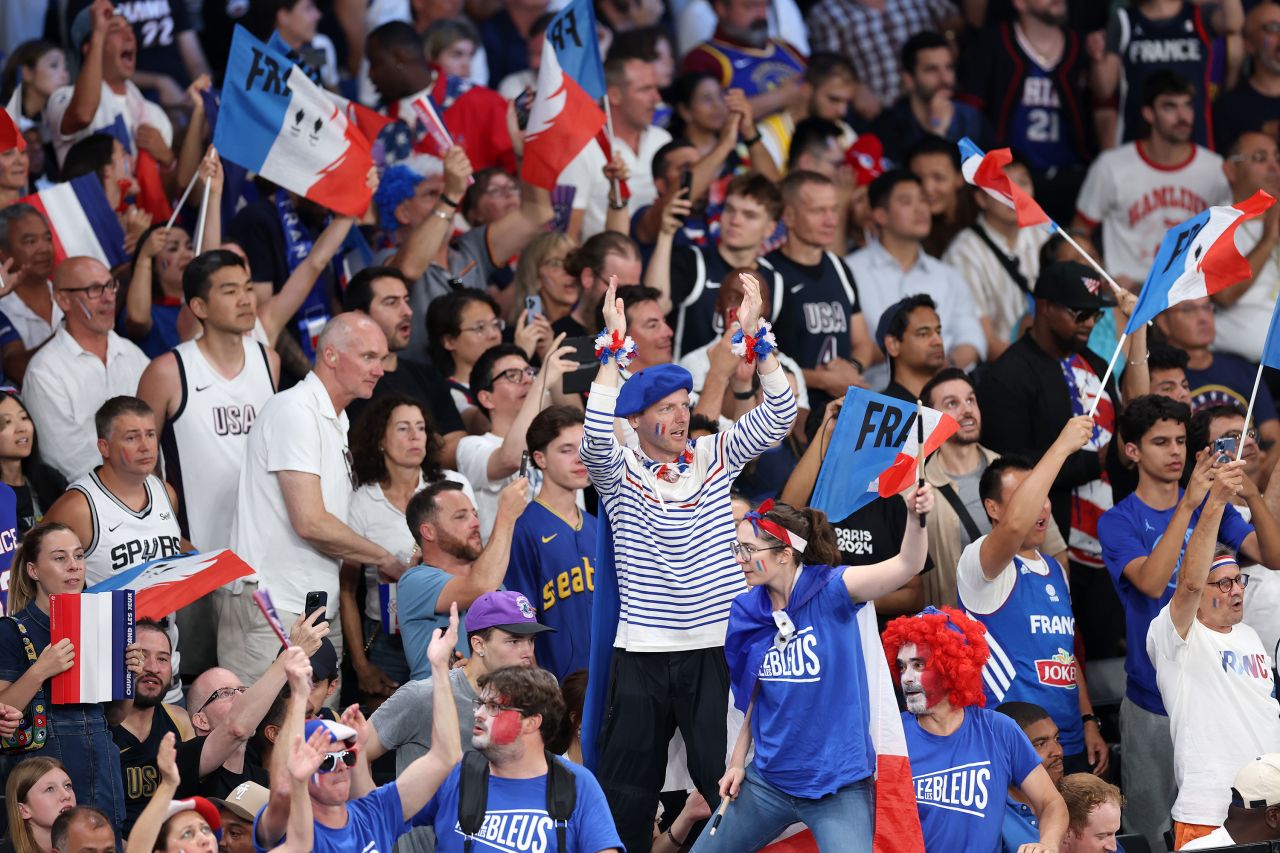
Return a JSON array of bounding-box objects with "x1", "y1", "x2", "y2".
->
[{"x1": 881, "y1": 606, "x2": 990, "y2": 710}]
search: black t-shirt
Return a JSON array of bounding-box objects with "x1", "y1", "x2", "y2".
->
[
  {"x1": 113, "y1": 708, "x2": 204, "y2": 832},
  {"x1": 71, "y1": 0, "x2": 193, "y2": 87},
  {"x1": 347, "y1": 357, "x2": 465, "y2": 436},
  {"x1": 762, "y1": 249, "x2": 862, "y2": 371},
  {"x1": 668, "y1": 244, "x2": 780, "y2": 360},
  {"x1": 552, "y1": 315, "x2": 589, "y2": 339},
  {"x1": 1213, "y1": 80, "x2": 1280, "y2": 154},
  {"x1": 175, "y1": 736, "x2": 270, "y2": 799},
  {"x1": 882, "y1": 380, "x2": 917, "y2": 404},
  {"x1": 833, "y1": 496, "x2": 933, "y2": 631}
]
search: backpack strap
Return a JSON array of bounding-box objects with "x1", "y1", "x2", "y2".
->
[
  {"x1": 457, "y1": 750, "x2": 491, "y2": 853},
  {"x1": 936, "y1": 482, "x2": 983, "y2": 542},
  {"x1": 967, "y1": 224, "x2": 1032, "y2": 295},
  {"x1": 544, "y1": 751, "x2": 577, "y2": 853}
]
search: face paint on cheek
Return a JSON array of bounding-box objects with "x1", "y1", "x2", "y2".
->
[
  {"x1": 920, "y1": 664, "x2": 949, "y2": 708},
  {"x1": 489, "y1": 709, "x2": 522, "y2": 746},
  {"x1": 655, "y1": 422, "x2": 665, "y2": 436},
  {"x1": 753, "y1": 559, "x2": 765, "y2": 574}
]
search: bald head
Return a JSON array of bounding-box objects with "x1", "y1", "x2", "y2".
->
[
  {"x1": 53, "y1": 256, "x2": 117, "y2": 337},
  {"x1": 315, "y1": 312, "x2": 388, "y2": 403},
  {"x1": 53, "y1": 256, "x2": 110, "y2": 291}
]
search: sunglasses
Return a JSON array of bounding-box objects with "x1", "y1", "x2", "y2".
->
[{"x1": 318, "y1": 749, "x2": 357, "y2": 773}]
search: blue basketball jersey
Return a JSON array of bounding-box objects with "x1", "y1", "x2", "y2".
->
[{"x1": 696, "y1": 39, "x2": 805, "y2": 98}]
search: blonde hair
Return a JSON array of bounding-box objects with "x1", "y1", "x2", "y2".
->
[
  {"x1": 509, "y1": 231, "x2": 576, "y2": 324},
  {"x1": 8, "y1": 522, "x2": 77, "y2": 614},
  {"x1": 1060, "y1": 773, "x2": 1124, "y2": 834},
  {"x1": 5, "y1": 756, "x2": 71, "y2": 853}
]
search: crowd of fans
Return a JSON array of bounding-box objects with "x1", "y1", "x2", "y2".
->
[{"x1": 1, "y1": 0, "x2": 1280, "y2": 850}]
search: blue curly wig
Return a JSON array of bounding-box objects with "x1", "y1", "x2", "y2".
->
[{"x1": 374, "y1": 164, "x2": 426, "y2": 231}]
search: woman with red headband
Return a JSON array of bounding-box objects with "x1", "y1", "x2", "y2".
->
[{"x1": 691, "y1": 487, "x2": 932, "y2": 851}]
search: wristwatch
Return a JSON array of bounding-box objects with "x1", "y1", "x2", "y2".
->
[{"x1": 1081, "y1": 713, "x2": 1101, "y2": 727}]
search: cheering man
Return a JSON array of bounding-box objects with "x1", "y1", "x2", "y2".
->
[{"x1": 580, "y1": 273, "x2": 796, "y2": 852}]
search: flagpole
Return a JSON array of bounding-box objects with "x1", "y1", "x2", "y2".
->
[
  {"x1": 164, "y1": 168, "x2": 202, "y2": 231},
  {"x1": 915, "y1": 399, "x2": 926, "y2": 528},
  {"x1": 194, "y1": 176, "x2": 211, "y2": 255},
  {"x1": 1054, "y1": 225, "x2": 1127, "y2": 298},
  {"x1": 1239, "y1": 363, "x2": 1265, "y2": 462},
  {"x1": 602, "y1": 97, "x2": 621, "y2": 205},
  {"x1": 1088, "y1": 332, "x2": 1127, "y2": 418}
]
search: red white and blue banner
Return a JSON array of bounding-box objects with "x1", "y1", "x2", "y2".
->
[
  {"x1": 810, "y1": 389, "x2": 958, "y2": 522},
  {"x1": 87, "y1": 549, "x2": 254, "y2": 621},
  {"x1": 379, "y1": 583, "x2": 399, "y2": 635},
  {"x1": 1125, "y1": 190, "x2": 1275, "y2": 333},
  {"x1": 0, "y1": 484, "x2": 18, "y2": 616},
  {"x1": 214, "y1": 26, "x2": 373, "y2": 217},
  {"x1": 20, "y1": 174, "x2": 127, "y2": 269},
  {"x1": 521, "y1": 0, "x2": 608, "y2": 190},
  {"x1": 49, "y1": 591, "x2": 134, "y2": 704}
]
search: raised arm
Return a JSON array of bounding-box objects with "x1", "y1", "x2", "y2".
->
[
  {"x1": 1020, "y1": 765, "x2": 1068, "y2": 853},
  {"x1": 1169, "y1": 464, "x2": 1242, "y2": 638},
  {"x1": 1121, "y1": 449, "x2": 1215, "y2": 598},
  {"x1": 642, "y1": 192, "x2": 693, "y2": 314},
  {"x1": 720, "y1": 274, "x2": 797, "y2": 469},
  {"x1": 61, "y1": 0, "x2": 112, "y2": 135},
  {"x1": 270, "y1": 727, "x2": 330, "y2": 853},
  {"x1": 389, "y1": 147, "x2": 471, "y2": 282},
  {"x1": 256, "y1": 654, "x2": 312, "y2": 849},
  {"x1": 435, "y1": 478, "x2": 529, "y2": 611},
  {"x1": 396, "y1": 604, "x2": 463, "y2": 817},
  {"x1": 580, "y1": 278, "x2": 630, "y2": 494},
  {"x1": 779, "y1": 397, "x2": 843, "y2": 507},
  {"x1": 124, "y1": 227, "x2": 171, "y2": 337},
  {"x1": 978, "y1": 416, "x2": 1094, "y2": 580},
  {"x1": 258, "y1": 214, "x2": 357, "y2": 346},
  {"x1": 843, "y1": 485, "x2": 934, "y2": 600},
  {"x1": 124, "y1": 732, "x2": 180, "y2": 853}
]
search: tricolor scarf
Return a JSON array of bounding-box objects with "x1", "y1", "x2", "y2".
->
[{"x1": 638, "y1": 442, "x2": 694, "y2": 484}]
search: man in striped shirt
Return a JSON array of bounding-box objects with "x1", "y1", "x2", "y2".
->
[{"x1": 580, "y1": 275, "x2": 796, "y2": 852}]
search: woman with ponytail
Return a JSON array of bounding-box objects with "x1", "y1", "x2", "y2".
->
[{"x1": 692, "y1": 487, "x2": 933, "y2": 851}]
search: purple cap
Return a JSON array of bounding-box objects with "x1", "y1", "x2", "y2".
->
[{"x1": 465, "y1": 591, "x2": 554, "y2": 636}]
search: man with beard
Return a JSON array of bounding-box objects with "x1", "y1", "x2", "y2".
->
[
  {"x1": 884, "y1": 607, "x2": 1068, "y2": 853},
  {"x1": 957, "y1": 417, "x2": 1109, "y2": 778},
  {"x1": 759, "y1": 53, "x2": 859, "y2": 172},
  {"x1": 978, "y1": 262, "x2": 1128, "y2": 662},
  {"x1": 875, "y1": 295, "x2": 948, "y2": 403},
  {"x1": 1214, "y1": 3, "x2": 1280, "y2": 154},
  {"x1": 996, "y1": 702, "x2": 1067, "y2": 852},
  {"x1": 397, "y1": 479, "x2": 530, "y2": 679},
  {"x1": 1149, "y1": 465, "x2": 1280, "y2": 848},
  {"x1": 410, "y1": 666, "x2": 623, "y2": 853},
  {"x1": 1074, "y1": 71, "x2": 1231, "y2": 284},
  {"x1": 681, "y1": 0, "x2": 805, "y2": 121}
]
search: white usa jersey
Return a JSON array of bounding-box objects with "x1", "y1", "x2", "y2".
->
[
  {"x1": 161, "y1": 338, "x2": 276, "y2": 550},
  {"x1": 72, "y1": 472, "x2": 184, "y2": 586}
]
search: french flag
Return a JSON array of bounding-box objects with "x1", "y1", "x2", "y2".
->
[
  {"x1": 810, "y1": 389, "x2": 958, "y2": 522},
  {"x1": 20, "y1": 175, "x2": 127, "y2": 269},
  {"x1": 49, "y1": 591, "x2": 134, "y2": 704},
  {"x1": 87, "y1": 549, "x2": 255, "y2": 621},
  {"x1": 214, "y1": 26, "x2": 373, "y2": 218},
  {"x1": 1125, "y1": 190, "x2": 1276, "y2": 334},
  {"x1": 521, "y1": 0, "x2": 608, "y2": 191},
  {"x1": 379, "y1": 583, "x2": 399, "y2": 635},
  {"x1": 958, "y1": 138, "x2": 1050, "y2": 229}
]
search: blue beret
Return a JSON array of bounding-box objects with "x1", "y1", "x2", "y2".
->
[{"x1": 615, "y1": 364, "x2": 693, "y2": 417}]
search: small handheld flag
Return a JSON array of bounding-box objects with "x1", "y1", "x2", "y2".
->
[
  {"x1": 87, "y1": 549, "x2": 255, "y2": 621},
  {"x1": 958, "y1": 138, "x2": 1049, "y2": 228},
  {"x1": 1126, "y1": 190, "x2": 1275, "y2": 334},
  {"x1": 253, "y1": 589, "x2": 291, "y2": 648},
  {"x1": 810, "y1": 389, "x2": 958, "y2": 522},
  {"x1": 544, "y1": 0, "x2": 606, "y2": 101},
  {"x1": 20, "y1": 175, "x2": 127, "y2": 269},
  {"x1": 49, "y1": 591, "x2": 135, "y2": 704}
]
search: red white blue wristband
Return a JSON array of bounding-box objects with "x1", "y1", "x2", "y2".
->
[
  {"x1": 731, "y1": 319, "x2": 777, "y2": 364},
  {"x1": 594, "y1": 328, "x2": 638, "y2": 369}
]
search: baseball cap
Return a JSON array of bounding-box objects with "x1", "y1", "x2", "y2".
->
[
  {"x1": 1232, "y1": 754, "x2": 1280, "y2": 808},
  {"x1": 163, "y1": 797, "x2": 222, "y2": 839},
  {"x1": 210, "y1": 782, "x2": 270, "y2": 823},
  {"x1": 304, "y1": 717, "x2": 357, "y2": 745},
  {"x1": 1034, "y1": 262, "x2": 1116, "y2": 311},
  {"x1": 845, "y1": 134, "x2": 887, "y2": 186},
  {"x1": 465, "y1": 591, "x2": 554, "y2": 636}
]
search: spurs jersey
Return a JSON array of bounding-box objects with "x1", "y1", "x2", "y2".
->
[
  {"x1": 71, "y1": 471, "x2": 183, "y2": 586},
  {"x1": 161, "y1": 338, "x2": 276, "y2": 549}
]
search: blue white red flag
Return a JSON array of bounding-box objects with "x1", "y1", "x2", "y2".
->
[
  {"x1": 87, "y1": 549, "x2": 254, "y2": 621},
  {"x1": 810, "y1": 389, "x2": 958, "y2": 522},
  {"x1": 49, "y1": 591, "x2": 134, "y2": 704},
  {"x1": 1125, "y1": 190, "x2": 1275, "y2": 334},
  {"x1": 20, "y1": 175, "x2": 126, "y2": 268},
  {"x1": 958, "y1": 138, "x2": 1050, "y2": 228},
  {"x1": 214, "y1": 26, "x2": 373, "y2": 217},
  {"x1": 522, "y1": 0, "x2": 607, "y2": 190},
  {"x1": 379, "y1": 583, "x2": 399, "y2": 635}
]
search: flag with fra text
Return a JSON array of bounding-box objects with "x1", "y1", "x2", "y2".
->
[{"x1": 810, "y1": 389, "x2": 958, "y2": 522}]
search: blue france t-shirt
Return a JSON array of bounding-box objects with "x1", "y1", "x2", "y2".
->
[
  {"x1": 252, "y1": 781, "x2": 404, "y2": 853},
  {"x1": 905, "y1": 708, "x2": 1041, "y2": 853},
  {"x1": 1098, "y1": 490, "x2": 1253, "y2": 713},
  {"x1": 412, "y1": 758, "x2": 623, "y2": 853},
  {"x1": 747, "y1": 570, "x2": 875, "y2": 797}
]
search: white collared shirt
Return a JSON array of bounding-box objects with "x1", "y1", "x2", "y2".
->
[
  {"x1": 230, "y1": 371, "x2": 354, "y2": 615},
  {"x1": 0, "y1": 284, "x2": 64, "y2": 349},
  {"x1": 22, "y1": 326, "x2": 149, "y2": 481},
  {"x1": 559, "y1": 127, "x2": 672, "y2": 240},
  {"x1": 846, "y1": 240, "x2": 988, "y2": 390}
]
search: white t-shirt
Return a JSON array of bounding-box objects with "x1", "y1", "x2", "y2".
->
[
  {"x1": 455, "y1": 432, "x2": 542, "y2": 542},
  {"x1": 44, "y1": 80, "x2": 172, "y2": 167},
  {"x1": 559, "y1": 127, "x2": 671, "y2": 240},
  {"x1": 942, "y1": 217, "x2": 1048, "y2": 348},
  {"x1": 1216, "y1": 218, "x2": 1280, "y2": 363},
  {"x1": 1075, "y1": 141, "x2": 1231, "y2": 282},
  {"x1": 1230, "y1": 505, "x2": 1280, "y2": 659},
  {"x1": 229, "y1": 372, "x2": 353, "y2": 615},
  {"x1": 1148, "y1": 602, "x2": 1280, "y2": 824},
  {"x1": 956, "y1": 536, "x2": 1052, "y2": 614}
]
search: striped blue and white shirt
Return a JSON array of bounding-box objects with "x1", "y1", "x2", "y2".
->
[{"x1": 581, "y1": 368, "x2": 797, "y2": 651}]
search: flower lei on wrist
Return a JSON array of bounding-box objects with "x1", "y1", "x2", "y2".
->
[
  {"x1": 731, "y1": 319, "x2": 777, "y2": 364},
  {"x1": 594, "y1": 328, "x2": 638, "y2": 369}
]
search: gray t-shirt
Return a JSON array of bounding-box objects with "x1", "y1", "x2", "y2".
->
[
  {"x1": 951, "y1": 458, "x2": 991, "y2": 550},
  {"x1": 371, "y1": 667, "x2": 477, "y2": 853}
]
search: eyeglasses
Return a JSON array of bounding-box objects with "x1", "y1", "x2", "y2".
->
[
  {"x1": 460, "y1": 319, "x2": 505, "y2": 336},
  {"x1": 541, "y1": 257, "x2": 566, "y2": 269},
  {"x1": 1209, "y1": 574, "x2": 1250, "y2": 593},
  {"x1": 318, "y1": 749, "x2": 358, "y2": 773},
  {"x1": 59, "y1": 280, "x2": 118, "y2": 300},
  {"x1": 1229, "y1": 149, "x2": 1280, "y2": 164},
  {"x1": 472, "y1": 698, "x2": 528, "y2": 716},
  {"x1": 196, "y1": 685, "x2": 247, "y2": 713},
  {"x1": 729, "y1": 542, "x2": 784, "y2": 561},
  {"x1": 484, "y1": 183, "x2": 519, "y2": 197},
  {"x1": 490, "y1": 366, "x2": 537, "y2": 387},
  {"x1": 1220, "y1": 429, "x2": 1259, "y2": 443}
]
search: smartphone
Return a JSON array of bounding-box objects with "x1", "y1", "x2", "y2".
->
[
  {"x1": 1214, "y1": 435, "x2": 1238, "y2": 462},
  {"x1": 677, "y1": 169, "x2": 693, "y2": 220},
  {"x1": 525, "y1": 294, "x2": 544, "y2": 320},
  {"x1": 519, "y1": 450, "x2": 530, "y2": 478},
  {"x1": 304, "y1": 591, "x2": 328, "y2": 619},
  {"x1": 515, "y1": 88, "x2": 534, "y2": 131}
]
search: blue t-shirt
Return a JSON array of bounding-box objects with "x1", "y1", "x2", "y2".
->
[
  {"x1": 748, "y1": 569, "x2": 875, "y2": 798},
  {"x1": 504, "y1": 501, "x2": 598, "y2": 680},
  {"x1": 1002, "y1": 797, "x2": 1039, "y2": 853},
  {"x1": 412, "y1": 757, "x2": 623, "y2": 853},
  {"x1": 252, "y1": 780, "x2": 404, "y2": 853},
  {"x1": 905, "y1": 708, "x2": 1041, "y2": 853},
  {"x1": 1098, "y1": 490, "x2": 1253, "y2": 713},
  {"x1": 1187, "y1": 353, "x2": 1279, "y2": 424},
  {"x1": 398, "y1": 564, "x2": 472, "y2": 680}
]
